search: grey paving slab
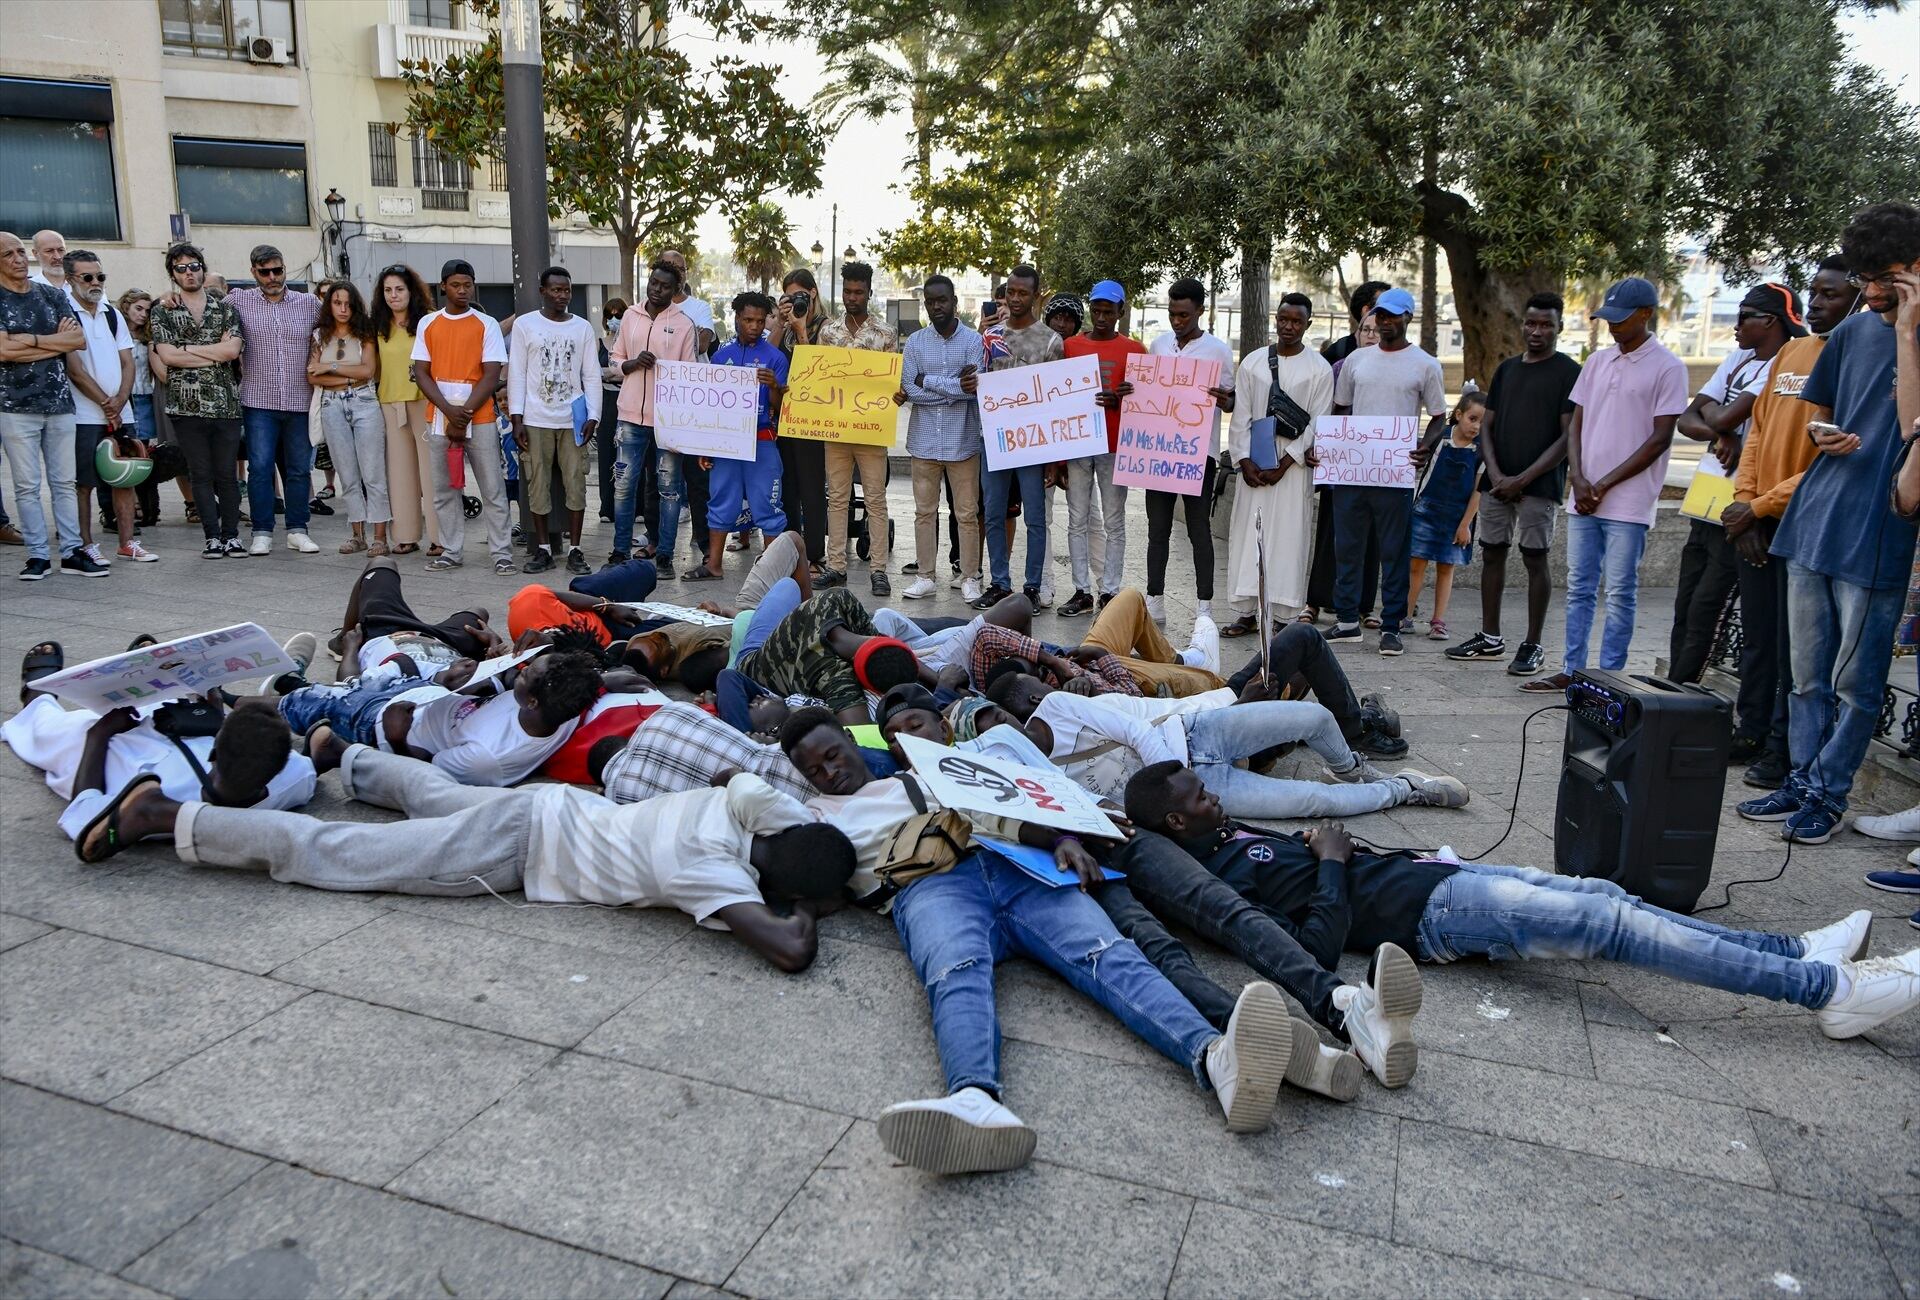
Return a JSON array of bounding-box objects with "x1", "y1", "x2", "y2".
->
[
  {"x1": 0, "y1": 1081, "x2": 266, "y2": 1273},
  {"x1": 271, "y1": 909, "x2": 666, "y2": 1047},
  {"x1": 0, "y1": 913, "x2": 50, "y2": 954},
  {"x1": 391, "y1": 1053, "x2": 849, "y2": 1284},
  {"x1": 380, "y1": 890, "x2": 699, "y2": 964},
  {"x1": 0, "y1": 1239, "x2": 167, "y2": 1300},
  {"x1": 1747, "y1": 1109, "x2": 1919, "y2": 1217},
  {"x1": 0, "y1": 929, "x2": 300, "y2": 1103},
  {"x1": 663, "y1": 1284, "x2": 748, "y2": 1300},
  {"x1": 731, "y1": 1120, "x2": 1191, "y2": 1299},
  {"x1": 1393, "y1": 1121, "x2": 1902, "y2": 1298},
  {"x1": 1667, "y1": 1014, "x2": 1920, "y2": 1135},
  {"x1": 110, "y1": 993, "x2": 554, "y2": 1184},
  {"x1": 1586, "y1": 1020, "x2": 1752, "y2": 1105},
  {"x1": 1168, "y1": 1199, "x2": 1632, "y2": 1300},
  {"x1": 1401, "y1": 963, "x2": 1598, "y2": 1077},
  {"x1": 121, "y1": 1164, "x2": 672, "y2": 1300},
  {"x1": 1876, "y1": 1213, "x2": 1920, "y2": 1300}
]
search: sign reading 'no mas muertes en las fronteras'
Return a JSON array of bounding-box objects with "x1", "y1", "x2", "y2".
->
[
  {"x1": 1112, "y1": 353, "x2": 1222, "y2": 495},
  {"x1": 652, "y1": 360, "x2": 761, "y2": 461},
  {"x1": 975, "y1": 355, "x2": 1107, "y2": 471},
  {"x1": 1310, "y1": 415, "x2": 1420, "y2": 489},
  {"x1": 779, "y1": 345, "x2": 904, "y2": 446}
]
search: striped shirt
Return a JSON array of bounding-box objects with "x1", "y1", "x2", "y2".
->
[
  {"x1": 223, "y1": 287, "x2": 320, "y2": 412},
  {"x1": 901, "y1": 321, "x2": 985, "y2": 462},
  {"x1": 601, "y1": 702, "x2": 815, "y2": 806}
]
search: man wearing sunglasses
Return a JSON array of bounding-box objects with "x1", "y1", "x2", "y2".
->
[
  {"x1": 149, "y1": 242, "x2": 247, "y2": 557},
  {"x1": 62, "y1": 249, "x2": 149, "y2": 569},
  {"x1": 224, "y1": 244, "x2": 322, "y2": 556}
]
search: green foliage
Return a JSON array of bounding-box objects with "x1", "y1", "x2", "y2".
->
[
  {"x1": 403, "y1": 0, "x2": 823, "y2": 294},
  {"x1": 730, "y1": 201, "x2": 804, "y2": 292}
]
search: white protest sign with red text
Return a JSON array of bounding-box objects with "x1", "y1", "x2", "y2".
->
[{"x1": 1310, "y1": 415, "x2": 1420, "y2": 489}]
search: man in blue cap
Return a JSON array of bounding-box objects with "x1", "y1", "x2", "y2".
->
[
  {"x1": 1058, "y1": 279, "x2": 1144, "y2": 616},
  {"x1": 1327, "y1": 286, "x2": 1448, "y2": 656},
  {"x1": 1521, "y1": 276, "x2": 1689, "y2": 696}
]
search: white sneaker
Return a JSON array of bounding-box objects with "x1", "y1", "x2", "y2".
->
[
  {"x1": 1852, "y1": 804, "x2": 1920, "y2": 842},
  {"x1": 1282, "y1": 1019, "x2": 1363, "y2": 1102},
  {"x1": 1145, "y1": 593, "x2": 1166, "y2": 626},
  {"x1": 1196, "y1": 598, "x2": 1211, "y2": 619},
  {"x1": 1205, "y1": 982, "x2": 1291, "y2": 1132},
  {"x1": 902, "y1": 576, "x2": 937, "y2": 600},
  {"x1": 1816, "y1": 949, "x2": 1920, "y2": 1039},
  {"x1": 1799, "y1": 909, "x2": 1873, "y2": 966},
  {"x1": 1910, "y1": 847, "x2": 1920, "y2": 868},
  {"x1": 286, "y1": 531, "x2": 319, "y2": 554},
  {"x1": 1333, "y1": 943, "x2": 1422, "y2": 1088},
  {"x1": 876, "y1": 1086, "x2": 1036, "y2": 1174},
  {"x1": 1186, "y1": 615, "x2": 1220, "y2": 675},
  {"x1": 249, "y1": 532, "x2": 273, "y2": 557},
  {"x1": 961, "y1": 577, "x2": 983, "y2": 604},
  {"x1": 83, "y1": 542, "x2": 110, "y2": 565},
  {"x1": 1394, "y1": 768, "x2": 1471, "y2": 808}
]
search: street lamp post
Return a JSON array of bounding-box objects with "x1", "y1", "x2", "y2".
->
[
  {"x1": 500, "y1": 0, "x2": 550, "y2": 314},
  {"x1": 829, "y1": 202, "x2": 837, "y2": 312},
  {"x1": 322, "y1": 188, "x2": 347, "y2": 276}
]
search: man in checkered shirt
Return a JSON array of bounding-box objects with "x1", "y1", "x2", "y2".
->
[{"x1": 596, "y1": 701, "x2": 814, "y2": 805}]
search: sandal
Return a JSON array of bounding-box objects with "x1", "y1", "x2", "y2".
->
[
  {"x1": 316, "y1": 485, "x2": 336, "y2": 500},
  {"x1": 1220, "y1": 614, "x2": 1261, "y2": 639},
  {"x1": 368, "y1": 541, "x2": 390, "y2": 557},
  {"x1": 633, "y1": 543, "x2": 657, "y2": 560},
  {"x1": 391, "y1": 542, "x2": 419, "y2": 555},
  {"x1": 20, "y1": 641, "x2": 63, "y2": 704},
  {"x1": 339, "y1": 536, "x2": 367, "y2": 555},
  {"x1": 681, "y1": 562, "x2": 724, "y2": 581},
  {"x1": 184, "y1": 503, "x2": 200, "y2": 525},
  {"x1": 1296, "y1": 606, "x2": 1319, "y2": 624},
  {"x1": 427, "y1": 544, "x2": 445, "y2": 558},
  {"x1": 75, "y1": 773, "x2": 162, "y2": 864}
]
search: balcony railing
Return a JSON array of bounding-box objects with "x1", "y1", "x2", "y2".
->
[
  {"x1": 375, "y1": 7, "x2": 487, "y2": 79},
  {"x1": 421, "y1": 188, "x2": 470, "y2": 212}
]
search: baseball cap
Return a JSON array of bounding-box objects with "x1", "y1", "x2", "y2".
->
[
  {"x1": 877, "y1": 682, "x2": 942, "y2": 731},
  {"x1": 1089, "y1": 279, "x2": 1126, "y2": 304},
  {"x1": 1738, "y1": 283, "x2": 1808, "y2": 337},
  {"x1": 1372, "y1": 287, "x2": 1416, "y2": 317},
  {"x1": 1591, "y1": 277, "x2": 1660, "y2": 323}
]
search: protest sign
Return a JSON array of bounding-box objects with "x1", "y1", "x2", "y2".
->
[
  {"x1": 653, "y1": 359, "x2": 760, "y2": 460},
  {"x1": 1310, "y1": 415, "x2": 1419, "y2": 488},
  {"x1": 1680, "y1": 455, "x2": 1738, "y2": 524},
  {"x1": 627, "y1": 600, "x2": 734, "y2": 627},
  {"x1": 976, "y1": 355, "x2": 1106, "y2": 471},
  {"x1": 895, "y1": 733, "x2": 1123, "y2": 839},
  {"x1": 463, "y1": 644, "x2": 546, "y2": 692},
  {"x1": 779, "y1": 345, "x2": 903, "y2": 446},
  {"x1": 29, "y1": 623, "x2": 294, "y2": 712},
  {"x1": 1112, "y1": 352, "x2": 1221, "y2": 494}
]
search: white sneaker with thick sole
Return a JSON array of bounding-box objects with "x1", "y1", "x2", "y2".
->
[
  {"x1": 901, "y1": 576, "x2": 937, "y2": 600},
  {"x1": 1145, "y1": 592, "x2": 1166, "y2": 626},
  {"x1": 1283, "y1": 1019, "x2": 1363, "y2": 1102},
  {"x1": 876, "y1": 1086, "x2": 1037, "y2": 1174},
  {"x1": 1334, "y1": 943, "x2": 1423, "y2": 1088},
  {"x1": 248, "y1": 533, "x2": 273, "y2": 557},
  {"x1": 1187, "y1": 615, "x2": 1221, "y2": 675},
  {"x1": 260, "y1": 631, "x2": 318, "y2": 693},
  {"x1": 286, "y1": 531, "x2": 319, "y2": 554},
  {"x1": 961, "y1": 577, "x2": 983, "y2": 604},
  {"x1": 1852, "y1": 804, "x2": 1920, "y2": 842},
  {"x1": 1816, "y1": 949, "x2": 1920, "y2": 1039},
  {"x1": 1205, "y1": 982, "x2": 1291, "y2": 1133},
  {"x1": 1799, "y1": 909, "x2": 1873, "y2": 966}
]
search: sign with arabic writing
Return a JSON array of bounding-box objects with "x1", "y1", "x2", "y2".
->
[
  {"x1": 653, "y1": 360, "x2": 760, "y2": 460},
  {"x1": 1112, "y1": 353, "x2": 1222, "y2": 495},
  {"x1": 778, "y1": 345, "x2": 903, "y2": 445},
  {"x1": 1310, "y1": 415, "x2": 1420, "y2": 489},
  {"x1": 975, "y1": 355, "x2": 1106, "y2": 471}
]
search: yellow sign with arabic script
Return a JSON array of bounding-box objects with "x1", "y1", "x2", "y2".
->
[{"x1": 778, "y1": 345, "x2": 904, "y2": 446}]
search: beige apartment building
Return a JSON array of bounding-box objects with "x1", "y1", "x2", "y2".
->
[{"x1": 0, "y1": 0, "x2": 621, "y2": 314}]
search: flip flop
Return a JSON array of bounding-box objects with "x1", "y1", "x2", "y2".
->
[
  {"x1": 20, "y1": 641, "x2": 62, "y2": 705},
  {"x1": 681, "y1": 563, "x2": 724, "y2": 581},
  {"x1": 75, "y1": 773, "x2": 162, "y2": 864},
  {"x1": 126, "y1": 633, "x2": 159, "y2": 651},
  {"x1": 1220, "y1": 615, "x2": 1261, "y2": 638}
]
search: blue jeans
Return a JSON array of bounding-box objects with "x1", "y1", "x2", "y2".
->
[
  {"x1": 1562, "y1": 514, "x2": 1648, "y2": 672},
  {"x1": 568, "y1": 556, "x2": 658, "y2": 604},
  {"x1": 1417, "y1": 862, "x2": 1832, "y2": 1009},
  {"x1": 1786, "y1": 561, "x2": 1906, "y2": 809},
  {"x1": 129, "y1": 394, "x2": 157, "y2": 443},
  {"x1": 981, "y1": 461, "x2": 1047, "y2": 591},
  {"x1": 610, "y1": 421, "x2": 654, "y2": 557},
  {"x1": 242, "y1": 407, "x2": 313, "y2": 535},
  {"x1": 0, "y1": 410, "x2": 81, "y2": 560},
  {"x1": 277, "y1": 664, "x2": 430, "y2": 746},
  {"x1": 715, "y1": 576, "x2": 808, "y2": 731},
  {"x1": 890, "y1": 850, "x2": 1219, "y2": 1097},
  {"x1": 706, "y1": 441, "x2": 786, "y2": 534},
  {"x1": 1184, "y1": 701, "x2": 1406, "y2": 820},
  {"x1": 1331, "y1": 486, "x2": 1411, "y2": 625}
]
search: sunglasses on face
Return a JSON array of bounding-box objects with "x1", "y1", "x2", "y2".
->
[
  {"x1": 254, "y1": 266, "x2": 286, "y2": 277},
  {"x1": 1736, "y1": 310, "x2": 1773, "y2": 324},
  {"x1": 171, "y1": 261, "x2": 205, "y2": 274},
  {"x1": 75, "y1": 272, "x2": 107, "y2": 284}
]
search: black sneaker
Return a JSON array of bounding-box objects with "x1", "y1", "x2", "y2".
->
[
  {"x1": 901, "y1": 561, "x2": 920, "y2": 575},
  {"x1": 1022, "y1": 585, "x2": 1042, "y2": 611},
  {"x1": 1354, "y1": 723, "x2": 1410, "y2": 759},
  {"x1": 523, "y1": 548, "x2": 555, "y2": 573},
  {"x1": 605, "y1": 550, "x2": 629, "y2": 566},
  {"x1": 18, "y1": 556, "x2": 50, "y2": 581},
  {"x1": 1326, "y1": 623, "x2": 1363, "y2": 643},
  {"x1": 566, "y1": 547, "x2": 591, "y2": 576},
  {"x1": 658, "y1": 555, "x2": 675, "y2": 580},
  {"x1": 1727, "y1": 732, "x2": 1765, "y2": 765},
  {"x1": 871, "y1": 571, "x2": 891, "y2": 598},
  {"x1": 223, "y1": 536, "x2": 247, "y2": 557},
  {"x1": 202, "y1": 538, "x2": 225, "y2": 559},
  {"x1": 308, "y1": 498, "x2": 334, "y2": 516},
  {"x1": 1059, "y1": 589, "x2": 1096, "y2": 617},
  {"x1": 972, "y1": 583, "x2": 1012, "y2": 610},
  {"x1": 1359, "y1": 691, "x2": 1401, "y2": 738},
  {"x1": 1378, "y1": 631, "x2": 1405, "y2": 656},
  {"x1": 1096, "y1": 591, "x2": 1114, "y2": 613},
  {"x1": 1445, "y1": 632, "x2": 1506, "y2": 661},
  {"x1": 1743, "y1": 749, "x2": 1790, "y2": 790},
  {"x1": 61, "y1": 551, "x2": 109, "y2": 578},
  {"x1": 816, "y1": 568, "x2": 847, "y2": 589},
  {"x1": 512, "y1": 525, "x2": 528, "y2": 547},
  {"x1": 1507, "y1": 642, "x2": 1547, "y2": 676}
]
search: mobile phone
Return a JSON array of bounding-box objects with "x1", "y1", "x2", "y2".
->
[{"x1": 1807, "y1": 420, "x2": 1842, "y2": 443}]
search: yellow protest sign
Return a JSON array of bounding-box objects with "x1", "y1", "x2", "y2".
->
[
  {"x1": 1680, "y1": 455, "x2": 1738, "y2": 524},
  {"x1": 778, "y1": 345, "x2": 903, "y2": 446}
]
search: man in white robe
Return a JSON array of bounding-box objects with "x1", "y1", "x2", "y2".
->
[{"x1": 1224, "y1": 295, "x2": 1334, "y2": 632}]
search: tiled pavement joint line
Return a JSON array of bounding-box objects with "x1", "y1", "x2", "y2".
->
[
  {"x1": 260, "y1": 906, "x2": 394, "y2": 979},
  {"x1": 375, "y1": 1050, "x2": 576, "y2": 1198},
  {"x1": 112, "y1": 1157, "x2": 283, "y2": 1284},
  {"x1": 1162, "y1": 1196, "x2": 1200, "y2": 1300},
  {"x1": 718, "y1": 1115, "x2": 857, "y2": 1296},
  {"x1": 1388, "y1": 1111, "x2": 1404, "y2": 1245},
  {"x1": 98, "y1": 988, "x2": 317, "y2": 1110}
]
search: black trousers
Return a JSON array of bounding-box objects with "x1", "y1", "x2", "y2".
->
[
  {"x1": 1307, "y1": 485, "x2": 1378, "y2": 614},
  {"x1": 173, "y1": 415, "x2": 243, "y2": 541},
  {"x1": 1226, "y1": 623, "x2": 1365, "y2": 739},
  {"x1": 778, "y1": 436, "x2": 827, "y2": 564},
  {"x1": 1092, "y1": 881, "x2": 1238, "y2": 1031},
  {"x1": 596, "y1": 387, "x2": 620, "y2": 520},
  {"x1": 1669, "y1": 518, "x2": 1739, "y2": 683},
  {"x1": 1144, "y1": 457, "x2": 1217, "y2": 600},
  {"x1": 1735, "y1": 525, "x2": 1791, "y2": 751}
]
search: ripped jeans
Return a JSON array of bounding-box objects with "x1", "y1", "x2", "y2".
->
[{"x1": 890, "y1": 849, "x2": 1219, "y2": 1098}]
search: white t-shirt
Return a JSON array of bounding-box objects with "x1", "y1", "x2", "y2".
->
[
  {"x1": 1697, "y1": 347, "x2": 1774, "y2": 443},
  {"x1": 1031, "y1": 690, "x2": 1179, "y2": 803},
  {"x1": 677, "y1": 295, "x2": 715, "y2": 333},
  {"x1": 1, "y1": 696, "x2": 316, "y2": 842},
  {"x1": 1333, "y1": 343, "x2": 1448, "y2": 420},
  {"x1": 403, "y1": 688, "x2": 578, "y2": 787},
  {"x1": 66, "y1": 293, "x2": 134, "y2": 425},
  {"x1": 522, "y1": 772, "x2": 808, "y2": 926},
  {"x1": 805, "y1": 775, "x2": 1028, "y2": 908},
  {"x1": 506, "y1": 311, "x2": 598, "y2": 427},
  {"x1": 357, "y1": 632, "x2": 464, "y2": 677},
  {"x1": 1149, "y1": 330, "x2": 1236, "y2": 453}
]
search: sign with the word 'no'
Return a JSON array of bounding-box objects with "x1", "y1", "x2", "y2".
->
[
  {"x1": 1310, "y1": 415, "x2": 1420, "y2": 489},
  {"x1": 1113, "y1": 353, "x2": 1221, "y2": 495},
  {"x1": 976, "y1": 355, "x2": 1106, "y2": 471},
  {"x1": 895, "y1": 733, "x2": 1123, "y2": 839},
  {"x1": 653, "y1": 360, "x2": 760, "y2": 461}
]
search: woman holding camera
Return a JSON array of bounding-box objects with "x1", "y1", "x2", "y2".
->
[{"x1": 769, "y1": 268, "x2": 829, "y2": 577}]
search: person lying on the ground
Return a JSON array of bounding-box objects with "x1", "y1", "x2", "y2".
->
[
  {"x1": 779, "y1": 706, "x2": 1336, "y2": 1175},
  {"x1": 872, "y1": 591, "x2": 1053, "y2": 683},
  {"x1": 874, "y1": 683, "x2": 1373, "y2": 1101},
  {"x1": 1074, "y1": 588, "x2": 1227, "y2": 698},
  {"x1": 985, "y1": 670, "x2": 1468, "y2": 819},
  {"x1": 736, "y1": 588, "x2": 936, "y2": 726},
  {"x1": 1122, "y1": 762, "x2": 1920, "y2": 1043},
  {"x1": 280, "y1": 644, "x2": 602, "y2": 787},
  {"x1": 542, "y1": 681, "x2": 673, "y2": 785},
  {"x1": 1221, "y1": 622, "x2": 1408, "y2": 759},
  {"x1": 73, "y1": 749, "x2": 857, "y2": 973},
  {"x1": 966, "y1": 607, "x2": 1143, "y2": 697},
  {"x1": 330, "y1": 557, "x2": 505, "y2": 676},
  {"x1": 6, "y1": 650, "x2": 314, "y2": 850},
  {"x1": 591, "y1": 700, "x2": 815, "y2": 804}
]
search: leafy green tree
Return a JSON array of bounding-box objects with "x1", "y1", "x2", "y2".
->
[
  {"x1": 403, "y1": 0, "x2": 823, "y2": 297},
  {"x1": 730, "y1": 201, "x2": 804, "y2": 292},
  {"x1": 812, "y1": 21, "x2": 948, "y2": 193}
]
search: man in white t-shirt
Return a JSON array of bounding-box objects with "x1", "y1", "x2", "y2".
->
[
  {"x1": 1142, "y1": 277, "x2": 1236, "y2": 626},
  {"x1": 74, "y1": 747, "x2": 858, "y2": 972},
  {"x1": 508, "y1": 266, "x2": 599, "y2": 577},
  {"x1": 62, "y1": 250, "x2": 150, "y2": 566}
]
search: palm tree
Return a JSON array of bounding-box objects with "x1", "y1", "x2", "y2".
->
[
  {"x1": 811, "y1": 24, "x2": 945, "y2": 194},
  {"x1": 731, "y1": 201, "x2": 802, "y2": 292}
]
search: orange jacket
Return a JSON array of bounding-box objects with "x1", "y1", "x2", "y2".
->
[{"x1": 1733, "y1": 333, "x2": 1827, "y2": 519}]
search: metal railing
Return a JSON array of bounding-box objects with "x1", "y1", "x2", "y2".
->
[
  {"x1": 421, "y1": 188, "x2": 469, "y2": 212},
  {"x1": 1705, "y1": 599, "x2": 1920, "y2": 756}
]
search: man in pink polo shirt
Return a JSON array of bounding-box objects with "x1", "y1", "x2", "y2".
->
[
  {"x1": 607, "y1": 259, "x2": 699, "y2": 575},
  {"x1": 1523, "y1": 277, "x2": 1690, "y2": 695}
]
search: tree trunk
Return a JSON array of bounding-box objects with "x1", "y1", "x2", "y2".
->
[
  {"x1": 1419, "y1": 131, "x2": 1439, "y2": 355},
  {"x1": 1422, "y1": 185, "x2": 1556, "y2": 390},
  {"x1": 1238, "y1": 239, "x2": 1270, "y2": 355},
  {"x1": 616, "y1": 230, "x2": 638, "y2": 299}
]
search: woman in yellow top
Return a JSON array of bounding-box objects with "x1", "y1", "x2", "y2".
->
[{"x1": 372, "y1": 265, "x2": 440, "y2": 555}]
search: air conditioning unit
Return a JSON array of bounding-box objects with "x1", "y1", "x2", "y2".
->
[{"x1": 248, "y1": 36, "x2": 290, "y2": 65}]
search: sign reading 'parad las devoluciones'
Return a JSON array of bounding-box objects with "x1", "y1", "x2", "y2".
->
[{"x1": 1310, "y1": 415, "x2": 1420, "y2": 488}]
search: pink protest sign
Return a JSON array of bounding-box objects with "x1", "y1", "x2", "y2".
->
[{"x1": 1112, "y1": 353, "x2": 1221, "y2": 495}]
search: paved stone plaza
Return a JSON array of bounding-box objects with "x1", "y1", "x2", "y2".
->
[{"x1": 2, "y1": 479, "x2": 1917, "y2": 1300}]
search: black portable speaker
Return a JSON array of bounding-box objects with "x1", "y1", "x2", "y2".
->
[{"x1": 1553, "y1": 669, "x2": 1731, "y2": 913}]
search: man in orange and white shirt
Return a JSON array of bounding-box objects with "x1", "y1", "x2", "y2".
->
[
  {"x1": 411, "y1": 258, "x2": 511, "y2": 575},
  {"x1": 609, "y1": 259, "x2": 700, "y2": 575}
]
